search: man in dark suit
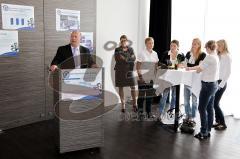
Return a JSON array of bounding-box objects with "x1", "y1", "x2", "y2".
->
[{"x1": 50, "y1": 31, "x2": 97, "y2": 71}]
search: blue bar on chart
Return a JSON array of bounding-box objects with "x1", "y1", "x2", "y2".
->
[
  {"x1": 10, "y1": 18, "x2": 14, "y2": 25},
  {"x1": 21, "y1": 18, "x2": 24, "y2": 25},
  {"x1": 16, "y1": 18, "x2": 19, "y2": 25}
]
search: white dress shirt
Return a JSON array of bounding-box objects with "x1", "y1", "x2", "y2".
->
[
  {"x1": 219, "y1": 53, "x2": 232, "y2": 88},
  {"x1": 188, "y1": 52, "x2": 196, "y2": 64},
  {"x1": 199, "y1": 52, "x2": 219, "y2": 82},
  {"x1": 137, "y1": 48, "x2": 159, "y2": 83},
  {"x1": 168, "y1": 51, "x2": 183, "y2": 65},
  {"x1": 71, "y1": 45, "x2": 81, "y2": 69}
]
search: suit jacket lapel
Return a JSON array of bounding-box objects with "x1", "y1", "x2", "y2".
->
[{"x1": 67, "y1": 44, "x2": 74, "y2": 57}]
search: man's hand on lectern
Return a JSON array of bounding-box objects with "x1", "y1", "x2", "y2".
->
[
  {"x1": 50, "y1": 65, "x2": 58, "y2": 72},
  {"x1": 91, "y1": 64, "x2": 98, "y2": 68}
]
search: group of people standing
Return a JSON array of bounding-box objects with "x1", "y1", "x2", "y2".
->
[
  {"x1": 114, "y1": 36, "x2": 159, "y2": 118},
  {"x1": 49, "y1": 31, "x2": 231, "y2": 140},
  {"x1": 114, "y1": 35, "x2": 231, "y2": 140}
]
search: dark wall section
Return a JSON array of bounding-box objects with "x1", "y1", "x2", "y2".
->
[{"x1": 0, "y1": 0, "x2": 96, "y2": 129}]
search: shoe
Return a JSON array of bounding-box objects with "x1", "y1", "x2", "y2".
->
[
  {"x1": 121, "y1": 109, "x2": 126, "y2": 113},
  {"x1": 212, "y1": 123, "x2": 220, "y2": 128},
  {"x1": 215, "y1": 124, "x2": 227, "y2": 130},
  {"x1": 147, "y1": 113, "x2": 156, "y2": 119},
  {"x1": 194, "y1": 132, "x2": 208, "y2": 140},
  {"x1": 207, "y1": 133, "x2": 211, "y2": 138},
  {"x1": 157, "y1": 117, "x2": 163, "y2": 124},
  {"x1": 138, "y1": 113, "x2": 145, "y2": 121},
  {"x1": 132, "y1": 105, "x2": 138, "y2": 113}
]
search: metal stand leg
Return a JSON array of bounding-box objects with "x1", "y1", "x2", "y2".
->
[{"x1": 174, "y1": 85, "x2": 180, "y2": 132}]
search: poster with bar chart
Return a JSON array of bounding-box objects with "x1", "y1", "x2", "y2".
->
[{"x1": 1, "y1": 3, "x2": 34, "y2": 30}]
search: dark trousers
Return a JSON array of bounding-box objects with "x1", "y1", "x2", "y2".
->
[
  {"x1": 137, "y1": 81, "x2": 154, "y2": 115},
  {"x1": 198, "y1": 81, "x2": 218, "y2": 135},
  {"x1": 214, "y1": 81, "x2": 227, "y2": 126}
]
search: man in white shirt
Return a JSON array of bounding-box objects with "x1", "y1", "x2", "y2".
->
[{"x1": 136, "y1": 37, "x2": 159, "y2": 119}]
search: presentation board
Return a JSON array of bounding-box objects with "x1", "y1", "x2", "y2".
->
[
  {"x1": 0, "y1": 30, "x2": 19, "y2": 56},
  {"x1": 56, "y1": 8, "x2": 80, "y2": 31},
  {"x1": 1, "y1": 3, "x2": 35, "y2": 30}
]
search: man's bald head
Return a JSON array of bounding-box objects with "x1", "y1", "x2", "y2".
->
[{"x1": 70, "y1": 31, "x2": 81, "y2": 47}]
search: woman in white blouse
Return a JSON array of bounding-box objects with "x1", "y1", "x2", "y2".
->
[
  {"x1": 187, "y1": 40, "x2": 219, "y2": 140},
  {"x1": 213, "y1": 39, "x2": 232, "y2": 130}
]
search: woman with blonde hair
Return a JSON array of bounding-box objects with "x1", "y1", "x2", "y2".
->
[
  {"x1": 213, "y1": 39, "x2": 232, "y2": 130},
  {"x1": 184, "y1": 38, "x2": 206, "y2": 124}
]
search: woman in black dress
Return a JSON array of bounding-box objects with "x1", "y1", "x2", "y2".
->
[{"x1": 114, "y1": 35, "x2": 137, "y2": 113}]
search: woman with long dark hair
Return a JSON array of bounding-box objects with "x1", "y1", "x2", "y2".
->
[{"x1": 184, "y1": 38, "x2": 206, "y2": 124}]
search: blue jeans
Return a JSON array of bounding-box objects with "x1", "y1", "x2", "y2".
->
[
  {"x1": 159, "y1": 86, "x2": 176, "y2": 114},
  {"x1": 184, "y1": 85, "x2": 197, "y2": 119},
  {"x1": 198, "y1": 81, "x2": 218, "y2": 135},
  {"x1": 214, "y1": 81, "x2": 227, "y2": 126}
]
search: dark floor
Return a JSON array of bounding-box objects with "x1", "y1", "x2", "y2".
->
[{"x1": 0, "y1": 106, "x2": 240, "y2": 159}]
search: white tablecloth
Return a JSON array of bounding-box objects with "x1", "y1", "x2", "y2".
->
[{"x1": 154, "y1": 69, "x2": 202, "y2": 97}]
